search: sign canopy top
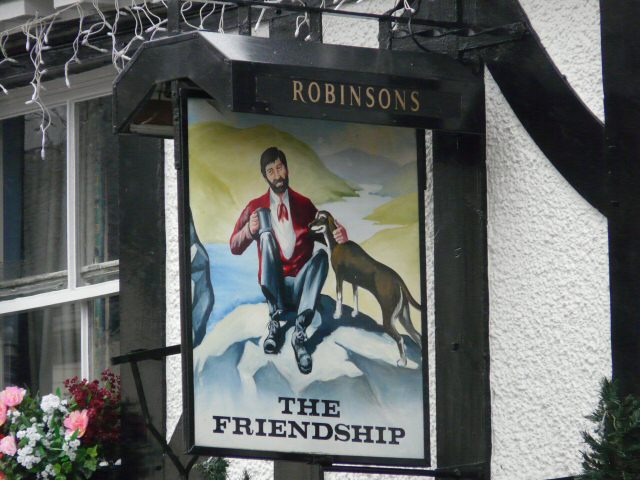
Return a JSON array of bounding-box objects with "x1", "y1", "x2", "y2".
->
[{"x1": 114, "y1": 31, "x2": 484, "y2": 135}]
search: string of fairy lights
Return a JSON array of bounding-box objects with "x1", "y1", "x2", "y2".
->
[{"x1": 0, "y1": 0, "x2": 420, "y2": 158}]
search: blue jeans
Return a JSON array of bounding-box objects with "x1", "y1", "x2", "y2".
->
[{"x1": 259, "y1": 230, "x2": 328, "y2": 321}]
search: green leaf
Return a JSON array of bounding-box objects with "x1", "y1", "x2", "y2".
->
[{"x1": 581, "y1": 377, "x2": 640, "y2": 479}]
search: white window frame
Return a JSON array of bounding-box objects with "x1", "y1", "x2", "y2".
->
[{"x1": 0, "y1": 66, "x2": 120, "y2": 379}]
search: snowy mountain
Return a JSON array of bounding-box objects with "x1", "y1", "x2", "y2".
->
[{"x1": 191, "y1": 295, "x2": 426, "y2": 458}]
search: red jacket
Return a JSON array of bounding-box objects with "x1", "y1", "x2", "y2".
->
[{"x1": 230, "y1": 188, "x2": 319, "y2": 280}]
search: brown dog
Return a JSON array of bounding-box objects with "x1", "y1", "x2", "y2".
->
[{"x1": 309, "y1": 210, "x2": 422, "y2": 366}]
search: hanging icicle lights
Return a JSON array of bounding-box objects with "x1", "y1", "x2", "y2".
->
[{"x1": 0, "y1": 0, "x2": 422, "y2": 158}]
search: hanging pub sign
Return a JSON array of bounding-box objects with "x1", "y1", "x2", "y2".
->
[{"x1": 113, "y1": 31, "x2": 483, "y2": 466}]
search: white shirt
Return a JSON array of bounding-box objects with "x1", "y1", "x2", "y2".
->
[{"x1": 270, "y1": 189, "x2": 296, "y2": 260}]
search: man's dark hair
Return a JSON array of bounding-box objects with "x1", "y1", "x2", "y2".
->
[{"x1": 260, "y1": 147, "x2": 288, "y2": 177}]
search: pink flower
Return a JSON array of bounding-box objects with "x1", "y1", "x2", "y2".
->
[
  {"x1": 0, "y1": 387, "x2": 26, "y2": 408},
  {"x1": 0, "y1": 471, "x2": 5, "y2": 479},
  {"x1": 0, "y1": 401, "x2": 6, "y2": 427},
  {"x1": 0, "y1": 435, "x2": 16, "y2": 456},
  {"x1": 64, "y1": 410, "x2": 89, "y2": 438}
]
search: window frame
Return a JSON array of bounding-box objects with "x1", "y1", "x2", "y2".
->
[{"x1": 0, "y1": 66, "x2": 119, "y2": 380}]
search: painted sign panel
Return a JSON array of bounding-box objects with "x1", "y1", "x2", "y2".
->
[{"x1": 183, "y1": 96, "x2": 428, "y2": 464}]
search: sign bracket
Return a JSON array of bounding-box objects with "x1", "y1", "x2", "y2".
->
[
  {"x1": 322, "y1": 463, "x2": 483, "y2": 478},
  {"x1": 113, "y1": 345, "x2": 198, "y2": 480}
]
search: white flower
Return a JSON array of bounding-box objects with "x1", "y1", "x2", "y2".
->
[
  {"x1": 20, "y1": 445, "x2": 33, "y2": 455},
  {"x1": 40, "y1": 394, "x2": 61, "y2": 413},
  {"x1": 62, "y1": 436, "x2": 81, "y2": 461},
  {"x1": 16, "y1": 446, "x2": 41, "y2": 469}
]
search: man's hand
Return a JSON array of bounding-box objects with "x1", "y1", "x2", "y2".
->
[
  {"x1": 249, "y1": 210, "x2": 260, "y2": 236},
  {"x1": 333, "y1": 219, "x2": 348, "y2": 244}
]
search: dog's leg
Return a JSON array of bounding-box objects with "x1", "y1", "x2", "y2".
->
[
  {"x1": 401, "y1": 302, "x2": 422, "y2": 349},
  {"x1": 352, "y1": 284, "x2": 359, "y2": 317},
  {"x1": 386, "y1": 322, "x2": 407, "y2": 367},
  {"x1": 334, "y1": 275, "x2": 343, "y2": 319},
  {"x1": 382, "y1": 301, "x2": 407, "y2": 367},
  {"x1": 396, "y1": 336, "x2": 407, "y2": 367}
]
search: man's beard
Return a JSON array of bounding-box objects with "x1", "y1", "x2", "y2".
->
[{"x1": 269, "y1": 176, "x2": 289, "y2": 194}]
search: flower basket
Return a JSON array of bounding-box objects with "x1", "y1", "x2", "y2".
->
[{"x1": 0, "y1": 371, "x2": 121, "y2": 480}]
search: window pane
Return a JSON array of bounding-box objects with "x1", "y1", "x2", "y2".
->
[
  {"x1": 0, "y1": 107, "x2": 68, "y2": 300},
  {"x1": 91, "y1": 296, "x2": 120, "y2": 377},
  {"x1": 0, "y1": 304, "x2": 80, "y2": 394},
  {"x1": 77, "y1": 97, "x2": 119, "y2": 285}
]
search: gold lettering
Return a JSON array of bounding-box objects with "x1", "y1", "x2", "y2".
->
[
  {"x1": 292, "y1": 80, "x2": 306, "y2": 103},
  {"x1": 365, "y1": 87, "x2": 375, "y2": 108},
  {"x1": 340, "y1": 84, "x2": 345, "y2": 105},
  {"x1": 378, "y1": 88, "x2": 391, "y2": 110},
  {"x1": 394, "y1": 90, "x2": 406, "y2": 111},
  {"x1": 349, "y1": 86, "x2": 361, "y2": 107},
  {"x1": 325, "y1": 83, "x2": 336, "y2": 104},
  {"x1": 410, "y1": 91, "x2": 420, "y2": 112},
  {"x1": 308, "y1": 82, "x2": 321, "y2": 103}
]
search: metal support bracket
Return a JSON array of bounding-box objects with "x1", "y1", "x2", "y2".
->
[
  {"x1": 458, "y1": 22, "x2": 529, "y2": 52},
  {"x1": 112, "y1": 345, "x2": 197, "y2": 480},
  {"x1": 322, "y1": 463, "x2": 484, "y2": 478}
]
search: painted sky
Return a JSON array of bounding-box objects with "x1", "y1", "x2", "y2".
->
[{"x1": 188, "y1": 99, "x2": 417, "y2": 165}]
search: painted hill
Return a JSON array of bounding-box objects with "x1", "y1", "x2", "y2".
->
[
  {"x1": 365, "y1": 192, "x2": 419, "y2": 226},
  {"x1": 321, "y1": 148, "x2": 398, "y2": 185},
  {"x1": 378, "y1": 162, "x2": 419, "y2": 197},
  {"x1": 189, "y1": 122, "x2": 356, "y2": 243}
]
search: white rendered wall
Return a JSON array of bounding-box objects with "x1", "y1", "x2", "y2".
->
[
  {"x1": 165, "y1": 1, "x2": 611, "y2": 479},
  {"x1": 487, "y1": 1, "x2": 610, "y2": 479}
]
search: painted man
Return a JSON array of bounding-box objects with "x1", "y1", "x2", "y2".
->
[{"x1": 230, "y1": 147, "x2": 348, "y2": 374}]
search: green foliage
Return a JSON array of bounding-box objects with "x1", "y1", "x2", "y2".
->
[
  {"x1": 582, "y1": 378, "x2": 640, "y2": 480},
  {"x1": 194, "y1": 458, "x2": 253, "y2": 480},
  {"x1": 195, "y1": 457, "x2": 230, "y2": 480}
]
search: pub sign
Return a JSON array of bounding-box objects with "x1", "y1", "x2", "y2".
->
[
  {"x1": 181, "y1": 92, "x2": 428, "y2": 465},
  {"x1": 113, "y1": 31, "x2": 484, "y2": 466}
]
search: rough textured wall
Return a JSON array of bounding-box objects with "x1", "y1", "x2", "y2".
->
[
  {"x1": 164, "y1": 1, "x2": 610, "y2": 479},
  {"x1": 487, "y1": 1, "x2": 610, "y2": 479}
]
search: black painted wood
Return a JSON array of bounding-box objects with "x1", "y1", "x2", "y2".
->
[
  {"x1": 385, "y1": 4, "x2": 490, "y2": 477},
  {"x1": 238, "y1": 6, "x2": 253, "y2": 35},
  {"x1": 600, "y1": 0, "x2": 640, "y2": 398},
  {"x1": 473, "y1": 0, "x2": 607, "y2": 216},
  {"x1": 393, "y1": 0, "x2": 607, "y2": 215},
  {"x1": 119, "y1": 135, "x2": 167, "y2": 480},
  {"x1": 432, "y1": 132, "x2": 490, "y2": 478}
]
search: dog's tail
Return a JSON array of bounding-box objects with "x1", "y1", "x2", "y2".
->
[{"x1": 400, "y1": 279, "x2": 422, "y2": 310}]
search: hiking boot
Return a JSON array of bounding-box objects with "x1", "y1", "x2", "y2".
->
[
  {"x1": 263, "y1": 319, "x2": 280, "y2": 354},
  {"x1": 291, "y1": 327, "x2": 312, "y2": 374}
]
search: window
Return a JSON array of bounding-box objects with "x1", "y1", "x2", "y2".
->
[{"x1": 0, "y1": 70, "x2": 120, "y2": 393}]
